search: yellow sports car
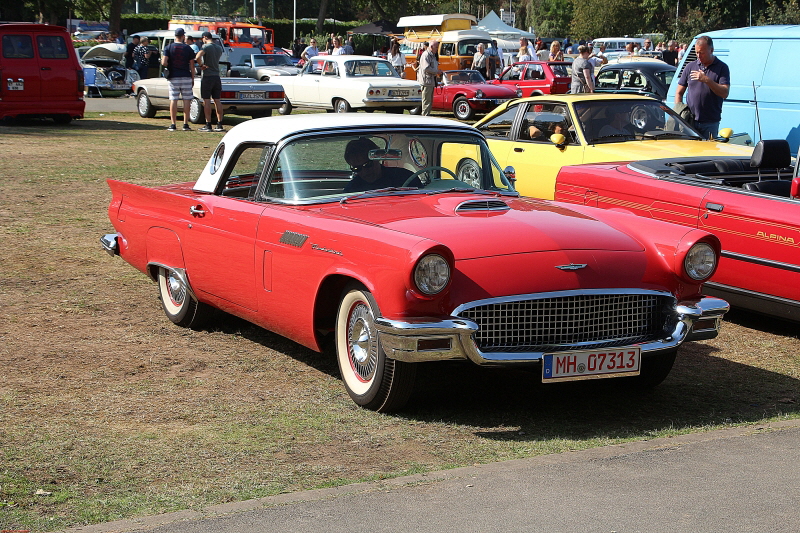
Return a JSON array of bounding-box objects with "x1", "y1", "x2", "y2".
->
[{"x1": 473, "y1": 94, "x2": 754, "y2": 199}]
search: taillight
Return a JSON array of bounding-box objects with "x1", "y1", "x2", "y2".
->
[
  {"x1": 268, "y1": 91, "x2": 284, "y2": 98},
  {"x1": 221, "y1": 91, "x2": 236, "y2": 98}
]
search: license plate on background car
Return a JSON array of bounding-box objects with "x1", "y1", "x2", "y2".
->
[
  {"x1": 7, "y1": 80, "x2": 24, "y2": 91},
  {"x1": 239, "y1": 92, "x2": 265, "y2": 99},
  {"x1": 543, "y1": 347, "x2": 641, "y2": 382},
  {"x1": 389, "y1": 90, "x2": 409, "y2": 97}
]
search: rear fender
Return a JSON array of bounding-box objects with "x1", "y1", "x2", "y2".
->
[{"x1": 145, "y1": 227, "x2": 185, "y2": 280}]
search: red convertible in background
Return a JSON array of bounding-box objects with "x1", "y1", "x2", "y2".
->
[
  {"x1": 415, "y1": 70, "x2": 520, "y2": 120},
  {"x1": 489, "y1": 61, "x2": 572, "y2": 97},
  {"x1": 555, "y1": 139, "x2": 800, "y2": 321},
  {"x1": 101, "y1": 114, "x2": 728, "y2": 412}
]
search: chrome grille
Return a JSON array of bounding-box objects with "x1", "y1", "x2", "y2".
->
[{"x1": 457, "y1": 293, "x2": 673, "y2": 352}]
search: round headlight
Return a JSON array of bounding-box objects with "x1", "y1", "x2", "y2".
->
[
  {"x1": 414, "y1": 254, "x2": 450, "y2": 295},
  {"x1": 516, "y1": 89, "x2": 523, "y2": 98},
  {"x1": 684, "y1": 242, "x2": 717, "y2": 280},
  {"x1": 475, "y1": 89, "x2": 484, "y2": 98}
]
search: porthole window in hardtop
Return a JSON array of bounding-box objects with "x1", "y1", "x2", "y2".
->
[
  {"x1": 217, "y1": 143, "x2": 272, "y2": 198},
  {"x1": 210, "y1": 143, "x2": 225, "y2": 174}
]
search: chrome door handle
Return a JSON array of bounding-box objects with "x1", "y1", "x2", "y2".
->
[{"x1": 189, "y1": 205, "x2": 206, "y2": 216}]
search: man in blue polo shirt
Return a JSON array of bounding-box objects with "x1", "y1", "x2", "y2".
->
[{"x1": 674, "y1": 35, "x2": 730, "y2": 140}]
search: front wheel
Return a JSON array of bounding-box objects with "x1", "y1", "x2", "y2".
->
[
  {"x1": 335, "y1": 285, "x2": 416, "y2": 412},
  {"x1": 453, "y1": 97, "x2": 475, "y2": 121},
  {"x1": 278, "y1": 99, "x2": 293, "y2": 115},
  {"x1": 156, "y1": 267, "x2": 214, "y2": 329},
  {"x1": 137, "y1": 91, "x2": 157, "y2": 118},
  {"x1": 334, "y1": 98, "x2": 351, "y2": 113}
]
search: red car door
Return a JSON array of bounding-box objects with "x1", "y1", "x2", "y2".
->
[
  {"x1": 699, "y1": 188, "x2": 800, "y2": 306},
  {"x1": 34, "y1": 32, "x2": 78, "y2": 103},
  {"x1": 1, "y1": 32, "x2": 40, "y2": 105},
  {"x1": 181, "y1": 195, "x2": 267, "y2": 312}
]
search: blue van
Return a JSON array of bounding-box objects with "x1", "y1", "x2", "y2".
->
[{"x1": 667, "y1": 25, "x2": 800, "y2": 154}]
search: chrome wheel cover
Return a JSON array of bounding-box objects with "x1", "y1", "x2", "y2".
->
[
  {"x1": 347, "y1": 302, "x2": 378, "y2": 382},
  {"x1": 166, "y1": 271, "x2": 186, "y2": 307}
]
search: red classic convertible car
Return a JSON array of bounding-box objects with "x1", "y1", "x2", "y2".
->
[
  {"x1": 489, "y1": 61, "x2": 572, "y2": 97},
  {"x1": 101, "y1": 114, "x2": 728, "y2": 411},
  {"x1": 555, "y1": 139, "x2": 800, "y2": 321},
  {"x1": 414, "y1": 70, "x2": 520, "y2": 120}
]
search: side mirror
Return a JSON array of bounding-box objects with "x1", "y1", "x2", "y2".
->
[
  {"x1": 718, "y1": 128, "x2": 733, "y2": 142},
  {"x1": 550, "y1": 133, "x2": 567, "y2": 149},
  {"x1": 503, "y1": 166, "x2": 517, "y2": 189},
  {"x1": 792, "y1": 176, "x2": 800, "y2": 199}
]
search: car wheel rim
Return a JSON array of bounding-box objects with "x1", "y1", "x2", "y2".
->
[
  {"x1": 456, "y1": 102, "x2": 469, "y2": 118},
  {"x1": 138, "y1": 95, "x2": 148, "y2": 114},
  {"x1": 347, "y1": 302, "x2": 377, "y2": 383},
  {"x1": 166, "y1": 271, "x2": 186, "y2": 307}
]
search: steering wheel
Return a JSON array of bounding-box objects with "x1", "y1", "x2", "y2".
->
[{"x1": 402, "y1": 166, "x2": 458, "y2": 187}]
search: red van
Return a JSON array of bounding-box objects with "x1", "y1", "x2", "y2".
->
[{"x1": 0, "y1": 24, "x2": 85, "y2": 123}]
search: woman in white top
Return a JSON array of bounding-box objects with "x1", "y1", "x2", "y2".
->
[
  {"x1": 302, "y1": 38, "x2": 319, "y2": 62},
  {"x1": 387, "y1": 41, "x2": 405, "y2": 77},
  {"x1": 517, "y1": 46, "x2": 532, "y2": 62}
]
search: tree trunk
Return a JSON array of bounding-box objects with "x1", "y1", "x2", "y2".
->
[
  {"x1": 109, "y1": 0, "x2": 124, "y2": 34},
  {"x1": 316, "y1": 0, "x2": 330, "y2": 34}
]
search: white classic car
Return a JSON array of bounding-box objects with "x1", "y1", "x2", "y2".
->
[
  {"x1": 277, "y1": 55, "x2": 422, "y2": 115},
  {"x1": 133, "y1": 76, "x2": 285, "y2": 123},
  {"x1": 80, "y1": 43, "x2": 140, "y2": 96},
  {"x1": 228, "y1": 52, "x2": 300, "y2": 79}
]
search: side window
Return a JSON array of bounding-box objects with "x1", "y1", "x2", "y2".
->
[
  {"x1": 323, "y1": 60, "x2": 339, "y2": 76},
  {"x1": 306, "y1": 58, "x2": 324, "y2": 75},
  {"x1": 475, "y1": 105, "x2": 518, "y2": 138},
  {"x1": 36, "y1": 35, "x2": 69, "y2": 59},
  {"x1": 218, "y1": 143, "x2": 273, "y2": 198},
  {"x1": 525, "y1": 64, "x2": 544, "y2": 80},
  {"x1": 622, "y1": 70, "x2": 645, "y2": 89},
  {"x1": 2, "y1": 35, "x2": 34, "y2": 58},
  {"x1": 439, "y1": 43, "x2": 454, "y2": 56},
  {"x1": 520, "y1": 102, "x2": 575, "y2": 144},
  {"x1": 597, "y1": 69, "x2": 620, "y2": 89},
  {"x1": 501, "y1": 65, "x2": 522, "y2": 81}
]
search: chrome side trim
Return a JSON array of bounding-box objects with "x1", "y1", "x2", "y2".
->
[
  {"x1": 146, "y1": 262, "x2": 200, "y2": 303},
  {"x1": 100, "y1": 233, "x2": 118, "y2": 256},
  {"x1": 720, "y1": 250, "x2": 800, "y2": 274}
]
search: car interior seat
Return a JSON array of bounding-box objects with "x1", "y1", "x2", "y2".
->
[{"x1": 742, "y1": 139, "x2": 793, "y2": 196}]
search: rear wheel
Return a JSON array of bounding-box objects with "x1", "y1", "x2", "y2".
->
[
  {"x1": 334, "y1": 98, "x2": 351, "y2": 113},
  {"x1": 453, "y1": 97, "x2": 474, "y2": 121},
  {"x1": 189, "y1": 98, "x2": 205, "y2": 124},
  {"x1": 278, "y1": 98, "x2": 293, "y2": 115},
  {"x1": 156, "y1": 267, "x2": 214, "y2": 329},
  {"x1": 335, "y1": 284, "x2": 416, "y2": 412},
  {"x1": 409, "y1": 106, "x2": 422, "y2": 115},
  {"x1": 137, "y1": 91, "x2": 157, "y2": 118}
]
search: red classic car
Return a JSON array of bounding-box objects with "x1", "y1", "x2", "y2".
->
[
  {"x1": 489, "y1": 61, "x2": 572, "y2": 97},
  {"x1": 555, "y1": 139, "x2": 800, "y2": 321},
  {"x1": 101, "y1": 114, "x2": 728, "y2": 412},
  {"x1": 417, "y1": 70, "x2": 520, "y2": 121}
]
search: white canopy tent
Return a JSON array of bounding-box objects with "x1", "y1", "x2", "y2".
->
[{"x1": 474, "y1": 11, "x2": 535, "y2": 41}]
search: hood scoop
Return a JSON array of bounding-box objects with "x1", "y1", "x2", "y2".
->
[{"x1": 455, "y1": 199, "x2": 510, "y2": 214}]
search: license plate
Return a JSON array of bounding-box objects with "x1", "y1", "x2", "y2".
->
[
  {"x1": 7, "y1": 80, "x2": 24, "y2": 91},
  {"x1": 389, "y1": 90, "x2": 409, "y2": 97},
  {"x1": 543, "y1": 347, "x2": 641, "y2": 382},
  {"x1": 239, "y1": 92, "x2": 265, "y2": 100}
]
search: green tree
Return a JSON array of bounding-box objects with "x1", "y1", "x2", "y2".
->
[{"x1": 570, "y1": 0, "x2": 646, "y2": 38}]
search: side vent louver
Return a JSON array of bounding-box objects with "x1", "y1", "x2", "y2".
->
[{"x1": 456, "y1": 200, "x2": 510, "y2": 214}]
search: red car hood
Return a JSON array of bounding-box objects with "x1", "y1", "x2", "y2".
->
[
  {"x1": 455, "y1": 82, "x2": 517, "y2": 97},
  {"x1": 316, "y1": 194, "x2": 643, "y2": 260}
]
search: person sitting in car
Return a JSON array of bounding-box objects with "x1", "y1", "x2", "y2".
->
[{"x1": 343, "y1": 138, "x2": 421, "y2": 192}]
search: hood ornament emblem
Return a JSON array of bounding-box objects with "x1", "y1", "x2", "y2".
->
[{"x1": 555, "y1": 263, "x2": 588, "y2": 271}]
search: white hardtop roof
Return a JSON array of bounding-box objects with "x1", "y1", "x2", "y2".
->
[
  {"x1": 397, "y1": 14, "x2": 477, "y2": 27},
  {"x1": 194, "y1": 114, "x2": 478, "y2": 193},
  {"x1": 312, "y1": 54, "x2": 390, "y2": 63}
]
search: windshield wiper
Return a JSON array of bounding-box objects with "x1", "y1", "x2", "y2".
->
[
  {"x1": 643, "y1": 131, "x2": 697, "y2": 140},
  {"x1": 340, "y1": 187, "x2": 419, "y2": 204}
]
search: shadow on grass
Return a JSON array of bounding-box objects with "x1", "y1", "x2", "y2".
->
[
  {"x1": 0, "y1": 115, "x2": 252, "y2": 133},
  {"x1": 206, "y1": 314, "x2": 799, "y2": 442}
]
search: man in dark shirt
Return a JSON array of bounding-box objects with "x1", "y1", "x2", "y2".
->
[
  {"x1": 674, "y1": 35, "x2": 730, "y2": 140},
  {"x1": 161, "y1": 28, "x2": 196, "y2": 131},
  {"x1": 343, "y1": 138, "x2": 421, "y2": 193},
  {"x1": 125, "y1": 34, "x2": 139, "y2": 68}
]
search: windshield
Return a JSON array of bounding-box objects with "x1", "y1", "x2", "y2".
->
[
  {"x1": 444, "y1": 70, "x2": 486, "y2": 84},
  {"x1": 252, "y1": 54, "x2": 292, "y2": 67},
  {"x1": 343, "y1": 59, "x2": 398, "y2": 77},
  {"x1": 261, "y1": 131, "x2": 513, "y2": 201},
  {"x1": 550, "y1": 63, "x2": 570, "y2": 77},
  {"x1": 574, "y1": 99, "x2": 702, "y2": 144},
  {"x1": 232, "y1": 27, "x2": 266, "y2": 46},
  {"x1": 457, "y1": 39, "x2": 492, "y2": 56}
]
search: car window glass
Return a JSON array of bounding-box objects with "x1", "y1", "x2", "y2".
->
[
  {"x1": 323, "y1": 60, "x2": 338, "y2": 76},
  {"x1": 596, "y1": 69, "x2": 620, "y2": 89},
  {"x1": 3, "y1": 35, "x2": 34, "y2": 58},
  {"x1": 524, "y1": 64, "x2": 544, "y2": 80},
  {"x1": 218, "y1": 143, "x2": 272, "y2": 198},
  {"x1": 36, "y1": 35, "x2": 69, "y2": 59},
  {"x1": 306, "y1": 58, "x2": 324, "y2": 75},
  {"x1": 520, "y1": 102, "x2": 575, "y2": 144},
  {"x1": 655, "y1": 70, "x2": 674, "y2": 87},
  {"x1": 622, "y1": 70, "x2": 645, "y2": 89},
  {"x1": 574, "y1": 99, "x2": 702, "y2": 144},
  {"x1": 501, "y1": 65, "x2": 523, "y2": 81},
  {"x1": 345, "y1": 60, "x2": 394, "y2": 77},
  {"x1": 550, "y1": 63, "x2": 569, "y2": 77},
  {"x1": 439, "y1": 43, "x2": 454, "y2": 56},
  {"x1": 458, "y1": 39, "x2": 490, "y2": 56},
  {"x1": 475, "y1": 105, "x2": 518, "y2": 138}
]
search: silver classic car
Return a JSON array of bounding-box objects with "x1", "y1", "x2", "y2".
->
[
  {"x1": 228, "y1": 53, "x2": 300, "y2": 80},
  {"x1": 133, "y1": 76, "x2": 285, "y2": 122}
]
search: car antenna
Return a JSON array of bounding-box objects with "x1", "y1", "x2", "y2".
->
[{"x1": 753, "y1": 81, "x2": 762, "y2": 142}]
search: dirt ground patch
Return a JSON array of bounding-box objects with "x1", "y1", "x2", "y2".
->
[{"x1": 1, "y1": 113, "x2": 799, "y2": 531}]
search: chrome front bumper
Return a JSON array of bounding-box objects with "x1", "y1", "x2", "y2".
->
[{"x1": 375, "y1": 296, "x2": 729, "y2": 365}]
